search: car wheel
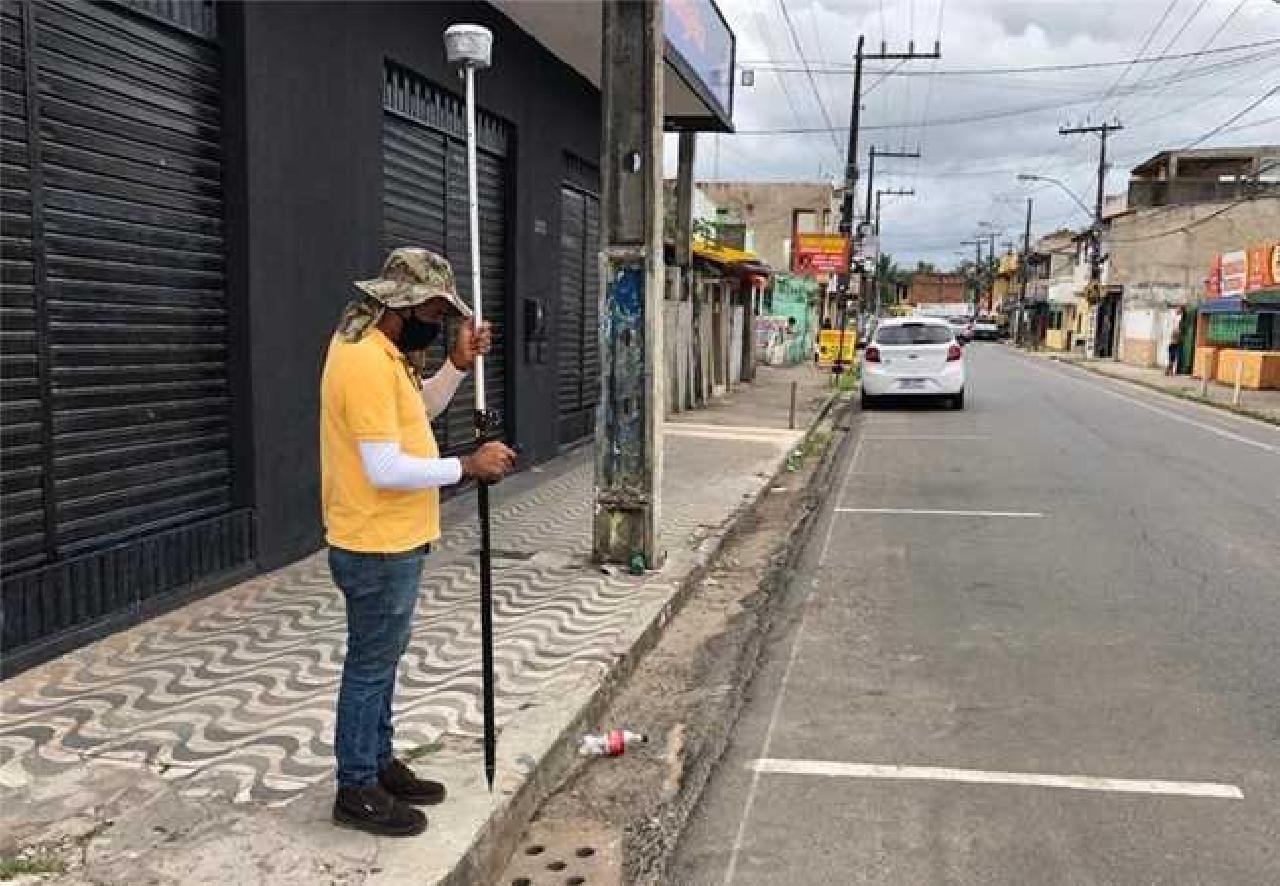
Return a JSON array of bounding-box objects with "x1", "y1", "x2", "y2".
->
[{"x1": 952, "y1": 389, "x2": 965, "y2": 410}]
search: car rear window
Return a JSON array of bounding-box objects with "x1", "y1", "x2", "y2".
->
[{"x1": 876, "y1": 324, "x2": 954, "y2": 345}]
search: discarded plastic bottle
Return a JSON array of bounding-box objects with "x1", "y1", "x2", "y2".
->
[{"x1": 577, "y1": 729, "x2": 648, "y2": 757}]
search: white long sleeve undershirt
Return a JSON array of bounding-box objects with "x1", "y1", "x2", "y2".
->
[
  {"x1": 421, "y1": 359, "x2": 465, "y2": 418},
  {"x1": 359, "y1": 440, "x2": 462, "y2": 489},
  {"x1": 356, "y1": 360, "x2": 467, "y2": 490}
]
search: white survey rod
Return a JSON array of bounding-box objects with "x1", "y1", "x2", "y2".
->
[{"x1": 463, "y1": 65, "x2": 485, "y2": 412}]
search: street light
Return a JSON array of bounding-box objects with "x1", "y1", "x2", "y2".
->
[{"x1": 1016, "y1": 173, "x2": 1093, "y2": 217}]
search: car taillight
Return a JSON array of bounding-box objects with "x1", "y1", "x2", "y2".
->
[
  {"x1": 865, "y1": 345, "x2": 881, "y2": 363},
  {"x1": 947, "y1": 343, "x2": 962, "y2": 361}
]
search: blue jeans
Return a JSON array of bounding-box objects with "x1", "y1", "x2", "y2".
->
[{"x1": 330, "y1": 545, "x2": 427, "y2": 788}]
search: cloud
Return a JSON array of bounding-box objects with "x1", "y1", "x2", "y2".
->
[{"x1": 667, "y1": 0, "x2": 1280, "y2": 267}]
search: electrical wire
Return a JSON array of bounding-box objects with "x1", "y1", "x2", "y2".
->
[
  {"x1": 1180, "y1": 81, "x2": 1280, "y2": 148},
  {"x1": 737, "y1": 37, "x2": 1280, "y2": 74},
  {"x1": 774, "y1": 0, "x2": 843, "y2": 158}
]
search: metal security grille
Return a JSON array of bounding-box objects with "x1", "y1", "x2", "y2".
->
[
  {"x1": 381, "y1": 61, "x2": 509, "y2": 454},
  {"x1": 0, "y1": 1, "x2": 251, "y2": 675},
  {"x1": 556, "y1": 179, "x2": 600, "y2": 445}
]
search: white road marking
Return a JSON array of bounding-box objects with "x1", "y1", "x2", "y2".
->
[
  {"x1": 666, "y1": 422, "x2": 800, "y2": 439},
  {"x1": 722, "y1": 424, "x2": 864, "y2": 885},
  {"x1": 747, "y1": 759, "x2": 1244, "y2": 800},
  {"x1": 1018, "y1": 355, "x2": 1279, "y2": 454},
  {"x1": 864, "y1": 435, "x2": 990, "y2": 441},
  {"x1": 836, "y1": 507, "x2": 1043, "y2": 518}
]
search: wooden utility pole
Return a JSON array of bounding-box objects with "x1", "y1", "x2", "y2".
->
[{"x1": 594, "y1": 0, "x2": 664, "y2": 568}]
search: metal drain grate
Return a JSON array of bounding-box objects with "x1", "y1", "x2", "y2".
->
[{"x1": 499, "y1": 821, "x2": 620, "y2": 886}]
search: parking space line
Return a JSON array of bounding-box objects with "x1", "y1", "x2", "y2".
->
[
  {"x1": 748, "y1": 759, "x2": 1244, "y2": 800},
  {"x1": 722, "y1": 424, "x2": 865, "y2": 885},
  {"x1": 836, "y1": 507, "x2": 1043, "y2": 517}
]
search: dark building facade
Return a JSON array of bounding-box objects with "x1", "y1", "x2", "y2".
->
[{"x1": 1, "y1": 0, "x2": 603, "y2": 673}]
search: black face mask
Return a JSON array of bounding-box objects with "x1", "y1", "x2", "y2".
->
[{"x1": 395, "y1": 311, "x2": 441, "y2": 353}]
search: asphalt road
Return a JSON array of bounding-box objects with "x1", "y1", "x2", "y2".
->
[{"x1": 674, "y1": 344, "x2": 1280, "y2": 885}]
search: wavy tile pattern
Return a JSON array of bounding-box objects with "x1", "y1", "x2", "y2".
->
[{"x1": 1, "y1": 436, "x2": 793, "y2": 806}]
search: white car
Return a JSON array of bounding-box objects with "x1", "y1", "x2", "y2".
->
[
  {"x1": 946, "y1": 315, "x2": 974, "y2": 343},
  {"x1": 861, "y1": 316, "x2": 966, "y2": 409}
]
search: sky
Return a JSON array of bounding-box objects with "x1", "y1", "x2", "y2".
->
[{"x1": 665, "y1": 0, "x2": 1280, "y2": 269}]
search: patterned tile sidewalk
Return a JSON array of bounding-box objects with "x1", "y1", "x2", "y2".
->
[{"x1": 0, "y1": 393, "x2": 816, "y2": 812}]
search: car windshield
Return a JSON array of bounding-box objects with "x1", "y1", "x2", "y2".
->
[{"x1": 876, "y1": 324, "x2": 954, "y2": 345}]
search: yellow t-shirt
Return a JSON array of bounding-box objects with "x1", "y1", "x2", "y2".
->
[{"x1": 321, "y1": 328, "x2": 441, "y2": 552}]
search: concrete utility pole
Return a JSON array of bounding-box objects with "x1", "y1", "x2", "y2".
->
[
  {"x1": 594, "y1": 0, "x2": 664, "y2": 568},
  {"x1": 961, "y1": 238, "x2": 982, "y2": 318},
  {"x1": 1059, "y1": 121, "x2": 1123, "y2": 293},
  {"x1": 674, "y1": 132, "x2": 699, "y2": 408},
  {"x1": 835, "y1": 36, "x2": 940, "y2": 369},
  {"x1": 871, "y1": 187, "x2": 913, "y2": 315},
  {"x1": 1018, "y1": 196, "x2": 1032, "y2": 345}
]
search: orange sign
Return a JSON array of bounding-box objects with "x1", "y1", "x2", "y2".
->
[
  {"x1": 793, "y1": 233, "x2": 850, "y2": 275},
  {"x1": 1246, "y1": 243, "x2": 1277, "y2": 292}
]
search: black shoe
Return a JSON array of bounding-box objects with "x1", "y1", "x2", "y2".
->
[
  {"x1": 379, "y1": 757, "x2": 448, "y2": 806},
  {"x1": 333, "y1": 784, "x2": 427, "y2": 837}
]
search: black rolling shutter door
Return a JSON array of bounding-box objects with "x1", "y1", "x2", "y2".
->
[
  {"x1": 382, "y1": 62, "x2": 508, "y2": 455},
  {"x1": 1, "y1": 1, "x2": 250, "y2": 674},
  {"x1": 1, "y1": 1, "x2": 46, "y2": 575},
  {"x1": 556, "y1": 187, "x2": 584, "y2": 443},
  {"x1": 582, "y1": 193, "x2": 600, "y2": 423},
  {"x1": 556, "y1": 158, "x2": 600, "y2": 446}
]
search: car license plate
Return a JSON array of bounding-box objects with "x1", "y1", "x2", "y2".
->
[{"x1": 899, "y1": 378, "x2": 926, "y2": 390}]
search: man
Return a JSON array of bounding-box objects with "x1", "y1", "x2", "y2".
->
[
  {"x1": 321, "y1": 247, "x2": 515, "y2": 837},
  {"x1": 1166, "y1": 307, "x2": 1184, "y2": 376}
]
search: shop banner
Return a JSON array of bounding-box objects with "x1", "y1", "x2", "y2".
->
[
  {"x1": 793, "y1": 233, "x2": 850, "y2": 275},
  {"x1": 1219, "y1": 250, "x2": 1247, "y2": 298},
  {"x1": 1246, "y1": 243, "x2": 1277, "y2": 292}
]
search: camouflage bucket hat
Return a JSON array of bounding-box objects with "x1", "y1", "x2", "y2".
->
[
  {"x1": 354, "y1": 247, "x2": 472, "y2": 314},
  {"x1": 339, "y1": 248, "x2": 473, "y2": 342}
]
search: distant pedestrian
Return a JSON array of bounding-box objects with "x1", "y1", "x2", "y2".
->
[
  {"x1": 1166, "y1": 307, "x2": 1184, "y2": 376},
  {"x1": 321, "y1": 248, "x2": 515, "y2": 837}
]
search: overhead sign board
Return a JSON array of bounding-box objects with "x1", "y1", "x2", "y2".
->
[
  {"x1": 664, "y1": 0, "x2": 735, "y2": 129},
  {"x1": 793, "y1": 233, "x2": 850, "y2": 275}
]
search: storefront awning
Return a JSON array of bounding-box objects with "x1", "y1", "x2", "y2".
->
[
  {"x1": 693, "y1": 241, "x2": 759, "y2": 265},
  {"x1": 1197, "y1": 298, "x2": 1245, "y2": 314}
]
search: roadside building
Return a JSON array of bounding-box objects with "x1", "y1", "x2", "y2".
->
[
  {"x1": 696, "y1": 181, "x2": 841, "y2": 273},
  {"x1": 1194, "y1": 241, "x2": 1280, "y2": 390},
  {"x1": 1104, "y1": 146, "x2": 1280, "y2": 370},
  {"x1": 0, "y1": 0, "x2": 735, "y2": 672},
  {"x1": 907, "y1": 272, "x2": 967, "y2": 307},
  {"x1": 1023, "y1": 230, "x2": 1079, "y2": 351}
]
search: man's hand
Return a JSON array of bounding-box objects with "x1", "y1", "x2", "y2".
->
[
  {"x1": 450, "y1": 320, "x2": 492, "y2": 372},
  {"x1": 460, "y1": 441, "x2": 516, "y2": 483}
]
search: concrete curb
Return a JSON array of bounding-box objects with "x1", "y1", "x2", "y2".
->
[
  {"x1": 1049, "y1": 357, "x2": 1280, "y2": 428},
  {"x1": 628, "y1": 395, "x2": 856, "y2": 885},
  {"x1": 431, "y1": 391, "x2": 846, "y2": 886}
]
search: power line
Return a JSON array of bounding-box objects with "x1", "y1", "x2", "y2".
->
[
  {"x1": 1181, "y1": 81, "x2": 1280, "y2": 148},
  {"x1": 1098, "y1": 0, "x2": 1181, "y2": 118},
  {"x1": 738, "y1": 37, "x2": 1280, "y2": 74},
  {"x1": 774, "y1": 0, "x2": 843, "y2": 158},
  {"x1": 731, "y1": 55, "x2": 1272, "y2": 135},
  {"x1": 1115, "y1": 0, "x2": 1209, "y2": 119}
]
